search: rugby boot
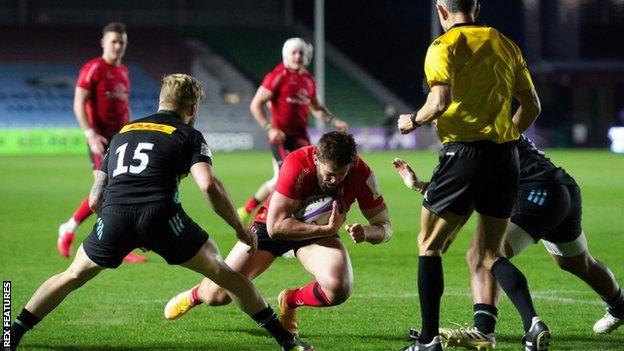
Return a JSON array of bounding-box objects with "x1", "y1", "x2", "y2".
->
[
  {"x1": 123, "y1": 251, "x2": 147, "y2": 263},
  {"x1": 164, "y1": 285, "x2": 201, "y2": 320},
  {"x1": 522, "y1": 317, "x2": 551, "y2": 351},
  {"x1": 400, "y1": 334, "x2": 443, "y2": 351},
  {"x1": 438, "y1": 326, "x2": 495, "y2": 350},
  {"x1": 57, "y1": 222, "x2": 75, "y2": 258},
  {"x1": 278, "y1": 289, "x2": 299, "y2": 336},
  {"x1": 280, "y1": 337, "x2": 314, "y2": 351},
  {"x1": 593, "y1": 310, "x2": 624, "y2": 334}
]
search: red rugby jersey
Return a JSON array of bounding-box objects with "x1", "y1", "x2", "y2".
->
[
  {"x1": 261, "y1": 63, "x2": 316, "y2": 138},
  {"x1": 253, "y1": 146, "x2": 385, "y2": 224},
  {"x1": 76, "y1": 57, "x2": 131, "y2": 139}
]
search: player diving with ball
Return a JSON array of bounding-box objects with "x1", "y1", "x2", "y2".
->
[{"x1": 165, "y1": 131, "x2": 392, "y2": 339}]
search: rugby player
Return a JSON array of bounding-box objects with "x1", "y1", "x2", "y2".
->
[
  {"x1": 237, "y1": 38, "x2": 348, "y2": 222},
  {"x1": 396, "y1": 1, "x2": 548, "y2": 350},
  {"x1": 164, "y1": 132, "x2": 392, "y2": 338},
  {"x1": 11, "y1": 74, "x2": 312, "y2": 351},
  {"x1": 57, "y1": 22, "x2": 145, "y2": 263}
]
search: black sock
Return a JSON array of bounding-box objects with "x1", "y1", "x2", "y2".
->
[
  {"x1": 251, "y1": 306, "x2": 293, "y2": 345},
  {"x1": 11, "y1": 309, "x2": 41, "y2": 348},
  {"x1": 473, "y1": 303, "x2": 498, "y2": 334},
  {"x1": 490, "y1": 258, "x2": 536, "y2": 332},
  {"x1": 418, "y1": 256, "x2": 443, "y2": 344},
  {"x1": 606, "y1": 287, "x2": 624, "y2": 319}
]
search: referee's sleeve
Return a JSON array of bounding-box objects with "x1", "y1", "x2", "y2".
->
[
  {"x1": 424, "y1": 39, "x2": 454, "y2": 87},
  {"x1": 514, "y1": 52, "x2": 535, "y2": 93}
]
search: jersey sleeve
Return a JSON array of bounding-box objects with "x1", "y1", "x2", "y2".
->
[
  {"x1": 424, "y1": 38, "x2": 455, "y2": 87},
  {"x1": 189, "y1": 130, "x2": 213, "y2": 166},
  {"x1": 355, "y1": 159, "x2": 385, "y2": 210},
  {"x1": 261, "y1": 69, "x2": 284, "y2": 93},
  {"x1": 274, "y1": 152, "x2": 305, "y2": 200},
  {"x1": 76, "y1": 61, "x2": 99, "y2": 91},
  {"x1": 514, "y1": 51, "x2": 535, "y2": 93}
]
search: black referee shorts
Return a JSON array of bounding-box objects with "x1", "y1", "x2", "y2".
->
[
  {"x1": 83, "y1": 203, "x2": 208, "y2": 268},
  {"x1": 423, "y1": 141, "x2": 519, "y2": 218},
  {"x1": 252, "y1": 222, "x2": 331, "y2": 257},
  {"x1": 512, "y1": 184, "x2": 583, "y2": 243}
]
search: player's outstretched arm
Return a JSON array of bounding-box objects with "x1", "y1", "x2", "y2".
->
[
  {"x1": 190, "y1": 162, "x2": 257, "y2": 253},
  {"x1": 392, "y1": 158, "x2": 429, "y2": 194},
  {"x1": 345, "y1": 203, "x2": 392, "y2": 245},
  {"x1": 88, "y1": 170, "x2": 108, "y2": 214},
  {"x1": 266, "y1": 191, "x2": 346, "y2": 241}
]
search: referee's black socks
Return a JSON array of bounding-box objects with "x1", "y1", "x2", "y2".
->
[
  {"x1": 11, "y1": 308, "x2": 40, "y2": 348},
  {"x1": 418, "y1": 255, "x2": 443, "y2": 344},
  {"x1": 490, "y1": 258, "x2": 537, "y2": 332},
  {"x1": 251, "y1": 306, "x2": 294, "y2": 344}
]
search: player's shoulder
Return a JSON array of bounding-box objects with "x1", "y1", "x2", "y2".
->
[{"x1": 352, "y1": 156, "x2": 372, "y2": 178}]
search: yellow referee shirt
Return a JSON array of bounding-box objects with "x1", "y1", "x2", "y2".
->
[{"x1": 424, "y1": 23, "x2": 534, "y2": 144}]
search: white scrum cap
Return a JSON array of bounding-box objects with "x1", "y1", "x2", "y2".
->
[{"x1": 282, "y1": 37, "x2": 313, "y2": 66}]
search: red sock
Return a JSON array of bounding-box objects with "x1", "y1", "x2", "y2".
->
[
  {"x1": 285, "y1": 281, "x2": 332, "y2": 308},
  {"x1": 244, "y1": 197, "x2": 260, "y2": 213},
  {"x1": 72, "y1": 197, "x2": 93, "y2": 223},
  {"x1": 190, "y1": 285, "x2": 203, "y2": 306}
]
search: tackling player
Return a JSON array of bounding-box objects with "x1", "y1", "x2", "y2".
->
[
  {"x1": 10, "y1": 74, "x2": 312, "y2": 351},
  {"x1": 393, "y1": 135, "x2": 624, "y2": 350},
  {"x1": 164, "y1": 132, "x2": 392, "y2": 338},
  {"x1": 237, "y1": 37, "x2": 348, "y2": 222},
  {"x1": 57, "y1": 22, "x2": 146, "y2": 263}
]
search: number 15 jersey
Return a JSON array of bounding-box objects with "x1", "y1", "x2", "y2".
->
[{"x1": 100, "y1": 111, "x2": 213, "y2": 207}]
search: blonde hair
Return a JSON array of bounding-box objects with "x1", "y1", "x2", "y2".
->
[{"x1": 159, "y1": 74, "x2": 205, "y2": 110}]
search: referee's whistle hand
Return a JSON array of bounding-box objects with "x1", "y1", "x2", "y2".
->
[{"x1": 398, "y1": 114, "x2": 417, "y2": 134}]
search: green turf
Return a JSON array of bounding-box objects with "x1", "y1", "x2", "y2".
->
[{"x1": 1, "y1": 150, "x2": 623, "y2": 350}]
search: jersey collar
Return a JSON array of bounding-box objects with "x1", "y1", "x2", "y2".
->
[
  {"x1": 449, "y1": 22, "x2": 484, "y2": 30},
  {"x1": 157, "y1": 109, "x2": 182, "y2": 119}
]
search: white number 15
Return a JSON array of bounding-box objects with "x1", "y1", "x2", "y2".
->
[{"x1": 112, "y1": 142, "x2": 154, "y2": 177}]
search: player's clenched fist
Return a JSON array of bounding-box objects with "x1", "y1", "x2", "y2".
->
[{"x1": 345, "y1": 223, "x2": 366, "y2": 244}]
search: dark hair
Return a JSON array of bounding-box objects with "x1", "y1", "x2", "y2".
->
[
  {"x1": 316, "y1": 131, "x2": 357, "y2": 168},
  {"x1": 439, "y1": 0, "x2": 477, "y2": 13},
  {"x1": 102, "y1": 22, "x2": 126, "y2": 36}
]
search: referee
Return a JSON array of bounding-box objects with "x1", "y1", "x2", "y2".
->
[{"x1": 398, "y1": 1, "x2": 548, "y2": 351}]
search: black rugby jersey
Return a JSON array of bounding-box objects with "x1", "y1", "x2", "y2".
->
[
  {"x1": 516, "y1": 134, "x2": 576, "y2": 189},
  {"x1": 99, "y1": 111, "x2": 212, "y2": 206}
]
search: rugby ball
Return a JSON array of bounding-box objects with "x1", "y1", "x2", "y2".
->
[{"x1": 293, "y1": 195, "x2": 334, "y2": 225}]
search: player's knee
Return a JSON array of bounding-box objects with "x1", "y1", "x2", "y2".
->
[
  {"x1": 319, "y1": 277, "x2": 352, "y2": 306},
  {"x1": 63, "y1": 268, "x2": 91, "y2": 288}
]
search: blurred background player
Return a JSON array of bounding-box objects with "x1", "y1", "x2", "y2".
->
[
  {"x1": 396, "y1": 0, "x2": 548, "y2": 350},
  {"x1": 395, "y1": 136, "x2": 624, "y2": 350},
  {"x1": 165, "y1": 132, "x2": 392, "y2": 337},
  {"x1": 237, "y1": 37, "x2": 348, "y2": 222},
  {"x1": 11, "y1": 74, "x2": 313, "y2": 351},
  {"x1": 56, "y1": 22, "x2": 146, "y2": 263}
]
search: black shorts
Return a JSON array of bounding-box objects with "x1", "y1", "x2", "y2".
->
[
  {"x1": 423, "y1": 141, "x2": 519, "y2": 218},
  {"x1": 83, "y1": 203, "x2": 208, "y2": 268},
  {"x1": 512, "y1": 184, "x2": 582, "y2": 243},
  {"x1": 252, "y1": 222, "x2": 327, "y2": 257}
]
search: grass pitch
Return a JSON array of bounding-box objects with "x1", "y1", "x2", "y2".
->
[{"x1": 1, "y1": 150, "x2": 623, "y2": 350}]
